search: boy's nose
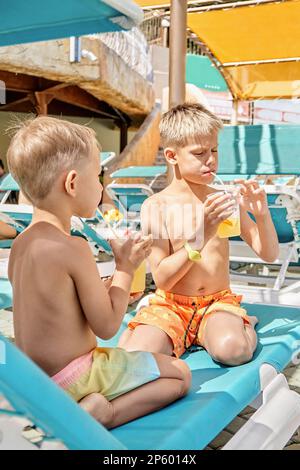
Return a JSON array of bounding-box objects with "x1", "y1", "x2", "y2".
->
[{"x1": 205, "y1": 153, "x2": 214, "y2": 165}]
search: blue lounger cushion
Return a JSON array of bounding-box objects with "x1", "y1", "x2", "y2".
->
[
  {"x1": 110, "y1": 166, "x2": 167, "y2": 179},
  {"x1": 0, "y1": 278, "x2": 12, "y2": 309},
  {"x1": 0, "y1": 302, "x2": 299, "y2": 450},
  {"x1": 230, "y1": 194, "x2": 296, "y2": 244},
  {"x1": 0, "y1": 174, "x2": 20, "y2": 192},
  {"x1": 0, "y1": 335, "x2": 126, "y2": 450},
  {"x1": 102, "y1": 303, "x2": 300, "y2": 450}
]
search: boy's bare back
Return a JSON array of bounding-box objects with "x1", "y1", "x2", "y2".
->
[{"x1": 9, "y1": 222, "x2": 96, "y2": 376}]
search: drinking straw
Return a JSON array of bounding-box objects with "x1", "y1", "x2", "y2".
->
[
  {"x1": 211, "y1": 172, "x2": 229, "y2": 193},
  {"x1": 210, "y1": 172, "x2": 234, "y2": 226},
  {"x1": 95, "y1": 208, "x2": 121, "y2": 240}
]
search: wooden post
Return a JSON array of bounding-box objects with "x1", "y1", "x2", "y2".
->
[
  {"x1": 169, "y1": 0, "x2": 187, "y2": 109},
  {"x1": 250, "y1": 101, "x2": 255, "y2": 124},
  {"x1": 231, "y1": 99, "x2": 239, "y2": 125},
  {"x1": 34, "y1": 92, "x2": 53, "y2": 115},
  {"x1": 119, "y1": 120, "x2": 128, "y2": 153},
  {"x1": 167, "y1": 0, "x2": 187, "y2": 183}
]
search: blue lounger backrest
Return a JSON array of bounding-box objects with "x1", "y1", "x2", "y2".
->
[
  {"x1": 231, "y1": 194, "x2": 296, "y2": 244},
  {"x1": 0, "y1": 174, "x2": 20, "y2": 192},
  {"x1": 218, "y1": 124, "x2": 300, "y2": 176},
  {"x1": 0, "y1": 208, "x2": 112, "y2": 255},
  {"x1": 268, "y1": 195, "x2": 295, "y2": 243},
  {"x1": 0, "y1": 334, "x2": 125, "y2": 450},
  {"x1": 110, "y1": 187, "x2": 150, "y2": 213},
  {"x1": 0, "y1": 279, "x2": 13, "y2": 310},
  {"x1": 72, "y1": 219, "x2": 112, "y2": 255}
]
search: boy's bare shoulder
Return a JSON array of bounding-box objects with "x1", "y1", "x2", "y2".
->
[
  {"x1": 11, "y1": 222, "x2": 88, "y2": 261},
  {"x1": 142, "y1": 185, "x2": 176, "y2": 210}
]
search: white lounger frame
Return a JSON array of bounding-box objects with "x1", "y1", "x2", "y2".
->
[
  {"x1": 229, "y1": 185, "x2": 300, "y2": 304},
  {"x1": 223, "y1": 363, "x2": 300, "y2": 450}
]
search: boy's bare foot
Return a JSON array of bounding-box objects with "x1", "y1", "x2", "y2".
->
[{"x1": 79, "y1": 393, "x2": 114, "y2": 428}]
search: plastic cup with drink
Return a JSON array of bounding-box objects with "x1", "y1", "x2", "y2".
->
[
  {"x1": 96, "y1": 209, "x2": 146, "y2": 294},
  {"x1": 208, "y1": 174, "x2": 241, "y2": 239},
  {"x1": 129, "y1": 259, "x2": 146, "y2": 294}
]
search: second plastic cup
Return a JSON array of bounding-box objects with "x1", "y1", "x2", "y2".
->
[{"x1": 130, "y1": 260, "x2": 146, "y2": 293}]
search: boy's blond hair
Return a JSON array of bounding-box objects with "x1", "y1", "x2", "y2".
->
[
  {"x1": 6, "y1": 116, "x2": 99, "y2": 204},
  {"x1": 159, "y1": 103, "x2": 223, "y2": 148}
]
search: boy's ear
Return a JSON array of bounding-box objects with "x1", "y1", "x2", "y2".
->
[
  {"x1": 164, "y1": 148, "x2": 177, "y2": 166},
  {"x1": 64, "y1": 170, "x2": 78, "y2": 197}
]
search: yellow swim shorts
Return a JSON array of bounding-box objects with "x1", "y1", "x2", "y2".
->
[{"x1": 52, "y1": 347, "x2": 160, "y2": 402}]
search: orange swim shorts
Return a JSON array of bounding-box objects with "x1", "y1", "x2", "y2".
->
[{"x1": 128, "y1": 288, "x2": 250, "y2": 358}]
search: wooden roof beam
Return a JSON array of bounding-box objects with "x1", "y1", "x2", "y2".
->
[
  {"x1": 0, "y1": 70, "x2": 69, "y2": 94},
  {"x1": 54, "y1": 86, "x2": 121, "y2": 119},
  {"x1": 0, "y1": 94, "x2": 33, "y2": 111}
]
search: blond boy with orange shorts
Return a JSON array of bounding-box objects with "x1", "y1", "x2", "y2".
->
[{"x1": 119, "y1": 103, "x2": 279, "y2": 366}]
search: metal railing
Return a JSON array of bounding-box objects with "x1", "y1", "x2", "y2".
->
[{"x1": 140, "y1": 15, "x2": 204, "y2": 55}]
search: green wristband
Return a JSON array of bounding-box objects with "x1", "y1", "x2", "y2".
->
[{"x1": 184, "y1": 241, "x2": 202, "y2": 262}]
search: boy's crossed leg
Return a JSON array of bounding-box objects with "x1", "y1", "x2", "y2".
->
[
  {"x1": 79, "y1": 353, "x2": 191, "y2": 428},
  {"x1": 119, "y1": 324, "x2": 173, "y2": 355}
]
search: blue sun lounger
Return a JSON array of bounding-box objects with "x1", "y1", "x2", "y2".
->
[
  {"x1": 105, "y1": 183, "x2": 154, "y2": 229},
  {"x1": 0, "y1": 222, "x2": 114, "y2": 314},
  {"x1": 0, "y1": 202, "x2": 112, "y2": 255},
  {"x1": 0, "y1": 278, "x2": 12, "y2": 310},
  {"x1": 106, "y1": 166, "x2": 167, "y2": 228},
  {"x1": 0, "y1": 174, "x2": 19, "y2": 204},
  {"x1": 227, "y1": 186, "x2": 300, "y2": 305},
  {"x1": 0, "y1": 302, "x2": 300, "y2": 450},
  {"x1": 110, "y1": 166, "x2": 167, "y2": 184},
  {"x1": 215, "y1": 124, "x2": 300, "y2": 305}
]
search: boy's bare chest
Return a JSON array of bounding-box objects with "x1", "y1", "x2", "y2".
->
[{"x1": 162, "y1": 197, "x2": 204, "y2": 248}]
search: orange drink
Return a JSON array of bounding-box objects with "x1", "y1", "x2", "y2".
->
[
  {"x1": 206, "y1": 185, "x2": 241, "y2": 239},
  {"x1": 217, "y1": 216, "x2": 240, "y2": 238},
  {"x1": 217, "y1": 187, "x2": 240, "y2": 238},
  {"x1": 130, "y1": 260, "x2": 146, "y2": 294}
]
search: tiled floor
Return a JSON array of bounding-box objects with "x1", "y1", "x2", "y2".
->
[{"x1": 1, "y1": 308, "x2": 299, "y2": 450}]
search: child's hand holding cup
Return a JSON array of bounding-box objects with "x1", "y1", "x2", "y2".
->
[
  {"x1": 110, "y1": 230, "x2": 152, "y2": 294},
  {"x1": 205, "y1": 187, "x2": 241, "y2": 239}
]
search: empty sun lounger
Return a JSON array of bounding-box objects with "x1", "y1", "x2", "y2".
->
[
  {"x1": 0, "y1": 203, "x2": 32, "y2": 226},
  {"x1": 0, "y1": 204, "x2": 112, "y2": 254},
  {"x1": 0, "y1": 301, "x2": 300, "y2": 450},
  {"x1": 218, "y1": 124, "x2": 300, "y2": 177},
  {"x1": 107, "y1": 166, "x2": 167, "y2": 222},
  {"x1": 228, "y1": 186, "x2": 300, "y2": 304},
  {"x1": 215, "y1": 124, "x2": 300, "y2": 305},
  {"x1": 105, "y1": 183, "x2": 154, "y2": 229},
  {"x1": 100, "y1": 151, "x2": 116, "y2": 170},
  {"x1": 110, "y1": 165, "x2": 167, "y2": 188},
  {"x1": 0, "y1": 278, "x2": 12, "y2": 310},
  {"x1": 0, "y1": 174, "x2": 19, "y2": 204}
]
